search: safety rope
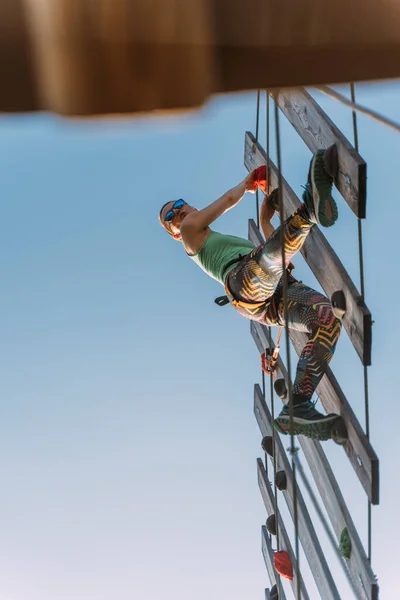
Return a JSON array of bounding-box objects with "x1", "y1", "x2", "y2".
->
[
  {"x1": 265, "y1": 90, "x2": 283, "y2": 600},
  {"x1": 350, "y1": 82, "x2": 373, "y2": 564},
  {"x1": 273, "y1": 93, "x2": 301, "y2": 600},
  {"x1": 315, "y1": 84, "x2": 400, "y2": 134}
]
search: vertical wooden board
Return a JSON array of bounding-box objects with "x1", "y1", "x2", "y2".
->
[
  {"x1": 254, "y1": 383, "x2": 379, "y2": 600},
  {"x1": 248, "y1": 217, "x2": 378, "y2": 500},
  {"x1": 245, "y1": 133, "x2": 372, "y2": 366},
  {"x1": 261, "y1": 527, "x2": 287, "y2": 600},
  {"x1": 289, "y1": 327, "x2": 379, "y2": 505},
  {"x1": 274, "y1": 88, "x2": 366, "y2": 218},
  {"x1": 255, "y1": 401, "x2": 342, "y2": 600},
  {"x1": 258, "y1": 476, "x2": 310, "y2": 600},
  {"x1": 250, "y1": 316, "x2": 379, "y2": 504},
  {"x1": 247, "y1": 221, "x2": 376, "y2": 502}
]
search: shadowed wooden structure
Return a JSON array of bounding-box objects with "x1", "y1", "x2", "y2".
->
[
  {"x1": 1, "y1": 0, "x2": 400, "y2": 116},
  {"x1": 246, "y1": 90, "x2": 379, "y2": 597},
  {"x1": 254, "y1": 380, "x2": 378, "y2": 600}
]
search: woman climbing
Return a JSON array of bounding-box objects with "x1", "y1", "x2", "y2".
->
[{"x1": 158, "y1": 149, "x2": 342, "y2": 441}]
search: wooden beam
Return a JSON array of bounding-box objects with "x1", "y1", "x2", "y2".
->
[
  {"x1": 254, "y1": 383, "x2": 378, "y2": 600},
  {"x1": 261, "y1": 527, "x2": 287, "y2": 600},
  {"x1": 22, "y1": 0, "x2": 216, "y2": 115},
  {"x1": 3, "y1": 2, "x2": 400, "y2": 115},
  {"x1": 258, "y1": 473, "x2": 310, "y2": 600},
  {"x1": 245, "y1": 133, "x2": 372, "y2": 366},
  {"x1": 274, "y1": 88, "x2": 367, "y2": 218},
  {"x1": 213, "y1": 2, "x2": 400, "y2": 91},
  {"x1": 250, "y1": 318, "x2": 379, "y2": 505},
  {"x1": 0, "y1": 0, "x2": 38, "y2": 112},
  {"x1": 256, "y1": 404, "x2": 341, "y2": 599}
]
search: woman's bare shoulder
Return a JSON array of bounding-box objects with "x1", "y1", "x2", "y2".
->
[{"x1": 181, "y1": 225, "x2": 210, "y2": 256}]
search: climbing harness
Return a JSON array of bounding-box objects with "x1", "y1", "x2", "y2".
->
[{"x1": 214, "y1": 253, "x2": 270, "y2": 310}]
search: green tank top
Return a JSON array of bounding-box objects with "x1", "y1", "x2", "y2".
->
[{"x1": 188, "y1": 229, "x2": 255, "y2": 285}]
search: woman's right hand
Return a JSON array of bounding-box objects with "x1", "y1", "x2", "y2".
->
[
  {"x1": 244, "y1": 165, "x2": 267, "y2": 193},
  {"x1": 244, "y1": 169, "x2": 258, "y2": 193}
]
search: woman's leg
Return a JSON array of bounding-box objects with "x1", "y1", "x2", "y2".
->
[
  {"x1": 254, "y1": 205, "x2": 314, "y2": 277},
  {"x1": 280, "y1": 281, "x2": 342, "y2": 401},
  {"x1": 273, "y1": 281, "x2": 342, "y2": 440},
  {"x1": 228, "y1": 206, "x2": 314, "y2": 305},
  {"x1": 228, "y1": 147, "x2": 338, "y2": 305}
]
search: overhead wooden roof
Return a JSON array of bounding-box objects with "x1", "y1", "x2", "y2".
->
[{"x1": 2, "y1": 0, "x2": 400, "y2": 117}]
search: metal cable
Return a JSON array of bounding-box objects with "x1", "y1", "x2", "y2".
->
[
  {"x1": 266, "y1": 91, "x2": 281, "y2": 578},
  {"x1": 255, "y1": 91, "x2": 261, "y2": 228},
  {"x1": 315, "y1": 84, "x2": 400, "y2": 134},
  {"x1": 350, "y1": 82, "x2": 372, "y2": 564},
  {"x1": 273, "y1": 94, "x2": 301, "y2": 600},
  {"x1": 256, "y1": 89, "x2": 282, "y2": 597}
]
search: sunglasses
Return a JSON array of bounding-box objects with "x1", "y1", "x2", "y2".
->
[{"x1": 164, "y1": 199, "x2": 186, "y2": 222}]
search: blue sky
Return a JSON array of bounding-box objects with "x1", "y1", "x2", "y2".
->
[{"x1": 0, "y1": 82, "x2": 399, "y2": 599}]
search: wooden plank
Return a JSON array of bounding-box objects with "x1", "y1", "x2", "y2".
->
[
  {"x1": 4, "y1": 2, "x2": 400, "y2": 115},
  {"x1": 274, "y1": 88, "x2": 366, "y2": 218},
  {"x1": 254, "y1": 383, "x2": 378, "y2": 600},
  {"x1": 256, "y1": 410, "x2": 341, "y2": 599},
  {"x1": 259, "y1": 478, "x2": 310, "y2": 600},
  {"x1": 250, "y1": 317, "x2": 379, "y2": 505},
  {"x1": 22, "y1": 0, "x2": 216, "y2": 115},
  {"x1": 291, "y1": 328, "x2": 379, "y2": 505},
  {"x1": 0, "y1": 0, "x2": 38, "y2": 112},
  {"x1": 261, "y1": 527, "x2": 287, "y2": 600},
  {"x1": 245, "y1": 132, "x2": 372, "y2": 366},
  {"x1": 213, "y1": 2, "x2": 400, "y2": 91}
]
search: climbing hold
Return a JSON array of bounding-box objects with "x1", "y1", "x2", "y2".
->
[
  {"x1": 261, "y1": 436, "x2": 274, "y2": 456},
  {"x1": 331, "y1": 290, "x2": 346, "y2": 319},
  {"x1": 270, "y1": 584, "x2": 278, "y2": 600},
  {"x1": 330, "y1": 417, "x2": 348, "y2": 445},
  {"x1": 254, "y1": 165, "x2": 267, "y2": 192},
  {"x1": 274, "y1": 378, "x2": 287, "y2": 400},
  {"x1": 339, "y1": 527, "x2": 352, "y2": 560},
  {"x1": 267, "y1": 188, "x2": 280, "y2": 211},
  {"x1": 275, "y1": 470, "x2": 287, "y2": 491},
  {"x1": 274, "y1": 550, "x2": 293, "y2": 581},
  {"x1": 323, "y1": 144, "x2": 338, "y2": 179},
  {"x1": 266, "y1": 514, "x2": 277, "y2": 536}
]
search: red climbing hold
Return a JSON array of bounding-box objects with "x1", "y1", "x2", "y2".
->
[
  {"x1": 254, "y1": 165, "x2": 267, "y2": 192},
  {"x1": 274, "y1": 550, "x2": 293, "y2": 581}
]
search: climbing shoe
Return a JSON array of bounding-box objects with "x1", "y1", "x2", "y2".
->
[
  {"x1": 303, "y1": 147, "x2": 338, "y2": 227},
  {"x1": 273, "y1": 400, "x2": 339, "y2": 441}
]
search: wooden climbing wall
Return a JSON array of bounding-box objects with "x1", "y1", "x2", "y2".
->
[{"x1": 244, "y1": 91, "x2": 379, "y2": 600}]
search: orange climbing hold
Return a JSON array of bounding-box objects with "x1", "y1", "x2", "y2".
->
[{"x1": 274, "y1": 550, "x2": 293, "y2": 580}]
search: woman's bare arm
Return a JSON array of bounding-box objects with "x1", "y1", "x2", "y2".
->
[
  {"x1": 180, "y1": 171, "x2": 257, "y2": 252},
  {"x1": 260, "y1": 194, "x2": 275, "y2": 240}
]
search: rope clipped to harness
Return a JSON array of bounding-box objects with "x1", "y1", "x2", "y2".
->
[{"x1": 261, "y1": 326, "x2": 283, "y2": 375}]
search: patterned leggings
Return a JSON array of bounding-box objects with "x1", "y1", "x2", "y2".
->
[{"x1": 227, "y1": 205, "x2": 342, "y2": 402}]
